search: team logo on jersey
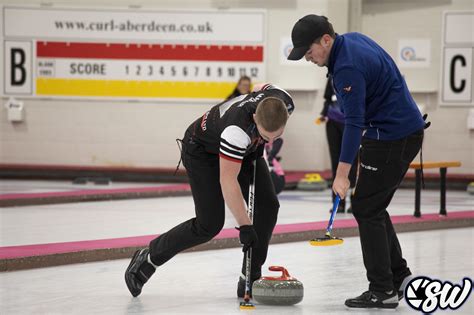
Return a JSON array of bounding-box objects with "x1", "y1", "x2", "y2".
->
[
  {"x1": 200, "y1": 111, "x2": 210, "y2": 131},
  {"x1": 343, "y1": 86, "x2": 352, "y2": 92},
  {"x1": 405, "y1": 276, "x2": 472, "y2": 314}
]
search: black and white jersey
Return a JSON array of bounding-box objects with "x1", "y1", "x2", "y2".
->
[{"x1": 187, "y1": 84, "x2": 295, "y2": 163}]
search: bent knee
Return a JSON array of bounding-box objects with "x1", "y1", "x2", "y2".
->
[{"x1": 194, "y1": 220, "x2": 224, "y2": 239}]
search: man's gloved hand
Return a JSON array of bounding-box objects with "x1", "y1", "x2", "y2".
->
[{"x1": 236, "y1": 225, "x2": 259, "y2": 252}]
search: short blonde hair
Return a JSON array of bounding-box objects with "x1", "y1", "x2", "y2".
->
[{"x1": 255, "y1": 97, "x2": 288, "y2": 132}]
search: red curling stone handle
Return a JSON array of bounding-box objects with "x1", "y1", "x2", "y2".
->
[{"x1": 261, "y1": 266, "x2": 296, "y2": 281}]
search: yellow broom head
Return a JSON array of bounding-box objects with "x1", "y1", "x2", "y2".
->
[
  {"x1": 239, "y1": 301, "x2": 256, "y2": 310},
  {"x1": 309, "y1": 237, "x2": 344, "y2": 246}
]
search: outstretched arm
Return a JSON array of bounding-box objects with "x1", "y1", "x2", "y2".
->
[{"x1": 219, "y1": 157, "x2": 251, "y2": 226}]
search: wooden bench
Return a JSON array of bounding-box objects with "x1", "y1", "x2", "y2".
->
[{"x1": 409, "y1": 161, "x2": 461, "y2": 217}]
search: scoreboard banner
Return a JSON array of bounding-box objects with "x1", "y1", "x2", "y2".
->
[{"x1": 1, "y1": 6, "x2": 266, "y2": 101}]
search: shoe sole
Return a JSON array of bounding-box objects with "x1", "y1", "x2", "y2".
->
[
  {"x1": 345, "y1": 303, "x2": 398, "y2": 309},
  {"x1": 125, "y1": 250, "x2": 142, "y2": 297}
]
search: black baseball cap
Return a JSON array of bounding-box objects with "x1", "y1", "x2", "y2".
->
[{"x1": 287, "y1": 14, "x2": 332, "y2": 60}]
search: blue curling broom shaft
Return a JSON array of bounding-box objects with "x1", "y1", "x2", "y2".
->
[{"x1": 326, "y1": 195, "x2": 341, "y2": 235}]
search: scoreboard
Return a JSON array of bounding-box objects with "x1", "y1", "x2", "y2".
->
[{"x1": 2, "y1": 6, "x2": 266, "y2": 101}]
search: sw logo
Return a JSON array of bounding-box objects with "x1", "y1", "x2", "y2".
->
[{"x1": 405, "y1": 276, "x2": 473, "y2": 313}]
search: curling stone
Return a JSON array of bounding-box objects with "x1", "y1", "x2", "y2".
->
[
  {"x1": 252, "y1": 266, "x2": 304, "y2": 305},
  {"x1": 468, "y1": 182, "x2": 474, "y2": 195},
  {"x1": 297, "y1": 173, "x2": 328, "y2": 191}
]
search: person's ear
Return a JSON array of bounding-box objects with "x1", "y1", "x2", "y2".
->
[
  {"x1": 253, "y1": 113, "x2": 257, "y2": 122},
  {"x1": 322, "y1": 34, "x2": 332, "y2": 48}
]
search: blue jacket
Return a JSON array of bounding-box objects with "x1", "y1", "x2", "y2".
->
[{"x1": 328, "y1": 33, "x2": 425, "y2": 163}]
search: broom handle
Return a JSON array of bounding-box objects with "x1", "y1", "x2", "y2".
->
[
  {"x1": 326, "y1": 195, "x2": 341, "y2": 234},
  {"x1": 243, "y1": 159, "x2": 257, "y2": 301}
]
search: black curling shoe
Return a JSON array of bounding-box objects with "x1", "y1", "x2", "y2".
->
[
  {"x1": 345, "y1": 290, "x2": 399, "y2": 309},
  {"x1": 125, "y1": 248, "x2": 156, "y2": 297}
]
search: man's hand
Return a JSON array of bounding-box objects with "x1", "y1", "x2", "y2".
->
[
  {"x1": 332, "y1": 173, "x2": 350, "y2": 199},
  {"x1": 236, "y1": 225, "x2": 259, "y2": 252},
  {"x1": 252, "y1": 83, "x2": 266, "y2": 92},
  {"x1": 332, "y1": 162, "x2": 352, "y2": 198}
]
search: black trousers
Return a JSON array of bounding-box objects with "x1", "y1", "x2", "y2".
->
[
  {"x1": 149, "y1": 132, "x2": 279, "y2": 279},
  {"x1": 270, "y1": 171, "x2": 285, "y2": 195},
  {"x1": 326, "y1": 119, "x2": 357, "y2": 207},
  {"x1": 352, "y1": 129, "x2": 424, "y2": 292}
]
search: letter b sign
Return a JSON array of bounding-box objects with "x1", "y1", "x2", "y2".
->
[{"x1": 5, "y1": 41, "x2": 32, "y2": 94}]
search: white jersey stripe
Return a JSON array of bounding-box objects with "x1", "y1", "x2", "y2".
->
[
  {"x1": 220, "y1": 141, "x2": 246, "y2": 153},
  {"x1": 220, "y1": 125, "x2": 251, "y2": 151}
]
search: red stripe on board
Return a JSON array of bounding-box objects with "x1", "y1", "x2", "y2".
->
[
  {"x1": 0, "y1": 163, "x2": 187, "y2": 174},
  {"x1": 36, "y1": 42, "x2": 264, "y2": 62},
  {"x1": 0, "y1": 184, "x2": 190, "y2": 200},
  {"x1": 1, "y1": 164, "x2": 472, "y2": 181},
  {"x1": 0, "y1": 235, "x2": 158, "y2": 259},
  {"x1": 1, "y1": 210, "x2": 473, "y2": 259}
]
